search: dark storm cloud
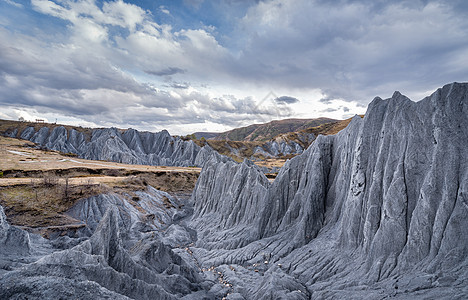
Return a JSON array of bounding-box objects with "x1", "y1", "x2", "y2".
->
[
  {"x1": 233, "y1": 0, "x2": 468, "y2": 103},
  {"x1": 0, "y1": 27, "x2": 190, "y2": 120},
  {"x1": 274, "y1": 96, "x2": 299, "y2": 105},
  {"x1": 145, "y1": 67, "x2": 186, "y2": 77},
  {"x1": 0, "y1": 25, "x2": 284, "y2": 128},
  {"x1": 0, "y1": 42, "x2": 148, "y2": 95}
]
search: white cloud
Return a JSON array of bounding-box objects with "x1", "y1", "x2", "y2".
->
[
  {"x1": 159, "y1": 5, "x2": 171, "y2": 16},
  {"x1": 0, "y1": 107, "x2": 49, "y2": 123},
  {"x1": 4, "y1": 0, "x2": 23, "y2": 8},
  {"x1": 28, "y1": 0, "x2": 232, "y2": 80},
  {"x1": 102, "y1": 0, "x2": 147, "y2": 31},
  {"x1": 1, "y1": 0, "x2": 467, "y2": 134},
  {"x1": 31, "y1": 0, "x2": 148, "y2": 31},
  {"x1": 30, "y1": 0, "x2": 68, "y2": 19}
]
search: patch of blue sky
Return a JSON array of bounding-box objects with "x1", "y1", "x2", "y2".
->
[{"x1": 0, "y1": 1, "x2": 68, "y2": 40}]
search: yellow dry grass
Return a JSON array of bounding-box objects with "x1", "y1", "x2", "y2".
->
[
  {"x1": 0, "y1": 137, "x2": 201, "y2": 173},
  {"x1": 0, "y1": 136, "x2": 200, "y2": 232}
]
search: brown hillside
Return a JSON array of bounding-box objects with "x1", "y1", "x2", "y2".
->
[
  {"x1": 275, "y1": 115, "x2": 363, "y2": 147},
  {"x1": 213, "y1": 117, "x2": 337, "y2": 142}
]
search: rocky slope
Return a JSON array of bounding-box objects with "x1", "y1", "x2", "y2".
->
[
  {"x1": 189, "y1": 82, "x2": 468, "y2": 298},
  {"x1": 194, "y1": 117, "x2": 358, "y2": 162},
  {"x1": 2, "y1": 125, "x2": 220, "y2": 168},
  {"x1": 0, "y1": 205, "x2": 30, "y2": 256},
  {"x1": 1, "y1": 117, "x2": 349, "y2": 168},
  {"x1": 211, "y1": 117, "x2": 337, "y2": 142},
  {"x1": 0, "y1": 188, "x2": 211, "y2": 299},
  {"x1": 253, "y1": 116, "x2": 360, "y2": 158},
  {"x1": 1, "y1": 82, "x2": 467, "y2": 299}
]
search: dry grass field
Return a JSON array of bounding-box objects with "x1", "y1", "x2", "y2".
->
[{"x1": 0, "y1": 136, "x2": 200, "y2": 233}]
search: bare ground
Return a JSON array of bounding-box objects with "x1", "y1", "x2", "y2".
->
[{"x1": 0, "y1": 136, "x2": 200, "y2": 232}]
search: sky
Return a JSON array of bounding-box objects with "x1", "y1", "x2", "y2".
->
[{"x1": 0, "y1": 0, "x2": 467, "y2": 135}]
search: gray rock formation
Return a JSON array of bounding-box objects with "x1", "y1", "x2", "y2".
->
[
  {"x1": 258, "y1": 131, "x2": 315, "y2": 157},
  {"x1": 0, "y1": 207, "x2": 203, "y2": 299},
  {"x1": 191, "y1": 157, "x2": 270, "y2": 250},
  {"x1": 65, "y1": 186, "x2": 184, "y2": 239},
  {"x1": 0, "y1": 205, "x2": 30, "y2": 256},
  {"x1": 2, "y1": 120, "x2": 320, "y2": 166},
  {"x1": 0, "y1": 189, "x2": 219, "y2": 299},
  {"x1": 187, "y1": 82, "x2": 468, "y2": 298},
  {"x1": 2, "y1": 120, "x2": 308, "y2": 168},
  {"x1": 13, "y1": 126, "x2": 221, "y2": 167},
  {"x1": 1, "y1": 82, "x2": 467, "y2": 299}
]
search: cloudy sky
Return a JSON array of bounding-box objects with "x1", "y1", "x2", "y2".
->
[{"x1": 1, "y1": 0, "x2": 467, "y2": 135}]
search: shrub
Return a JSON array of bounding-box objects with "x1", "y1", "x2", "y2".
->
[
  {"x1": 42, "y1": 176, "x2": 59, "y2": 187},
  {"x1": 63, "y1": 152, "x2": 78, "y2": 157}
]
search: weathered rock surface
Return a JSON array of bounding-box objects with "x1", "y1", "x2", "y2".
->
[
  {"x1": 188, "y1": 82, "x2": 468, "y2": 298},
  {"x1": 0, "y1": 207, "x2": 202, "y2": 299},
  {"x1": 1, "y1": 119, "x2": 334, "y2": 165},
  {"x1": 191, "y1": 157, "x2": 270, "y2": 250},
  {"x1": 0, "y1": 192, "x2": 216, "y2": 299},
  {"x1": 65, "y1": 187, "x2": 184, "y2": 239},
  {"x1": 13, "y1": 126, "x2": 220, "y2": 167},
  {"x1": 0, "y1": 205, "x2": 30, "y2": 256},
  {"x1": 258, "y1": 131, "x2": 315, "y2": 157},
  {"x1": 1, "y1": 82, "x2": 467, "y2": 299}
]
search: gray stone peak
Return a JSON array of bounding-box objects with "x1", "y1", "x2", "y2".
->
[
  {"x1": 9, "y1": 125, "x2": 221, "y2": 167},
  {"x1": 188, "y1": 82, "x2": 468, "y2": 298},
  {"x1": 1, "y1": 82, "x2": 467, "y2": 299},
  {"x1": 0, "y1": 205, "x2": 31, "y2": 256}
]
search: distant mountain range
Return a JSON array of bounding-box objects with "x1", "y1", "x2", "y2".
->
[
  {"x1": 192, "y1": 117, "x2": 359, "y2": 163},
  {"x1": 194, "y1": 117, "x2": 337, "y2": 142},
  {"x1": 0, "y1": 116, "x2": 358, "y2": 170}
]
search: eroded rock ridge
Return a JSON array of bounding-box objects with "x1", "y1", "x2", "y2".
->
[{"x1": 1, "y1": 82, "x2": 467, "y2": 299}]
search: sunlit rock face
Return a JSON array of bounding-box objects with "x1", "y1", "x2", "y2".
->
[{"x1": 1, "y1": 82, "x2": 467, "y2": 299}]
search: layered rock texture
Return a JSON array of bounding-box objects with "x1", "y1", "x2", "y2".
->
[
  {"x1": 1, "y1": 82, "x2": 467, "y2": 299},
  {"x1": 4, "y1": 126, "x2": 218, "y2": 167},
  {"x1": 189, "y1": 82, "x2": 468, "y2": 298},
  {"x1": 0, "y1": 205, "x2": 30, "y2": 256},
  {"x1": 0, "y1": 189, "x2": 209, "y2": 299},
  {"x1": 1, "y1": 117, "x2": 348, "y2": 165},
  {"x1": 257, "y1": 133, "x2": 314, "y2": 157}
]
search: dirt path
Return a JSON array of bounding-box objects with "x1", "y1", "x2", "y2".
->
[{"x1": 0, "y1": 176, "x2": 132, "y2": 187}]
